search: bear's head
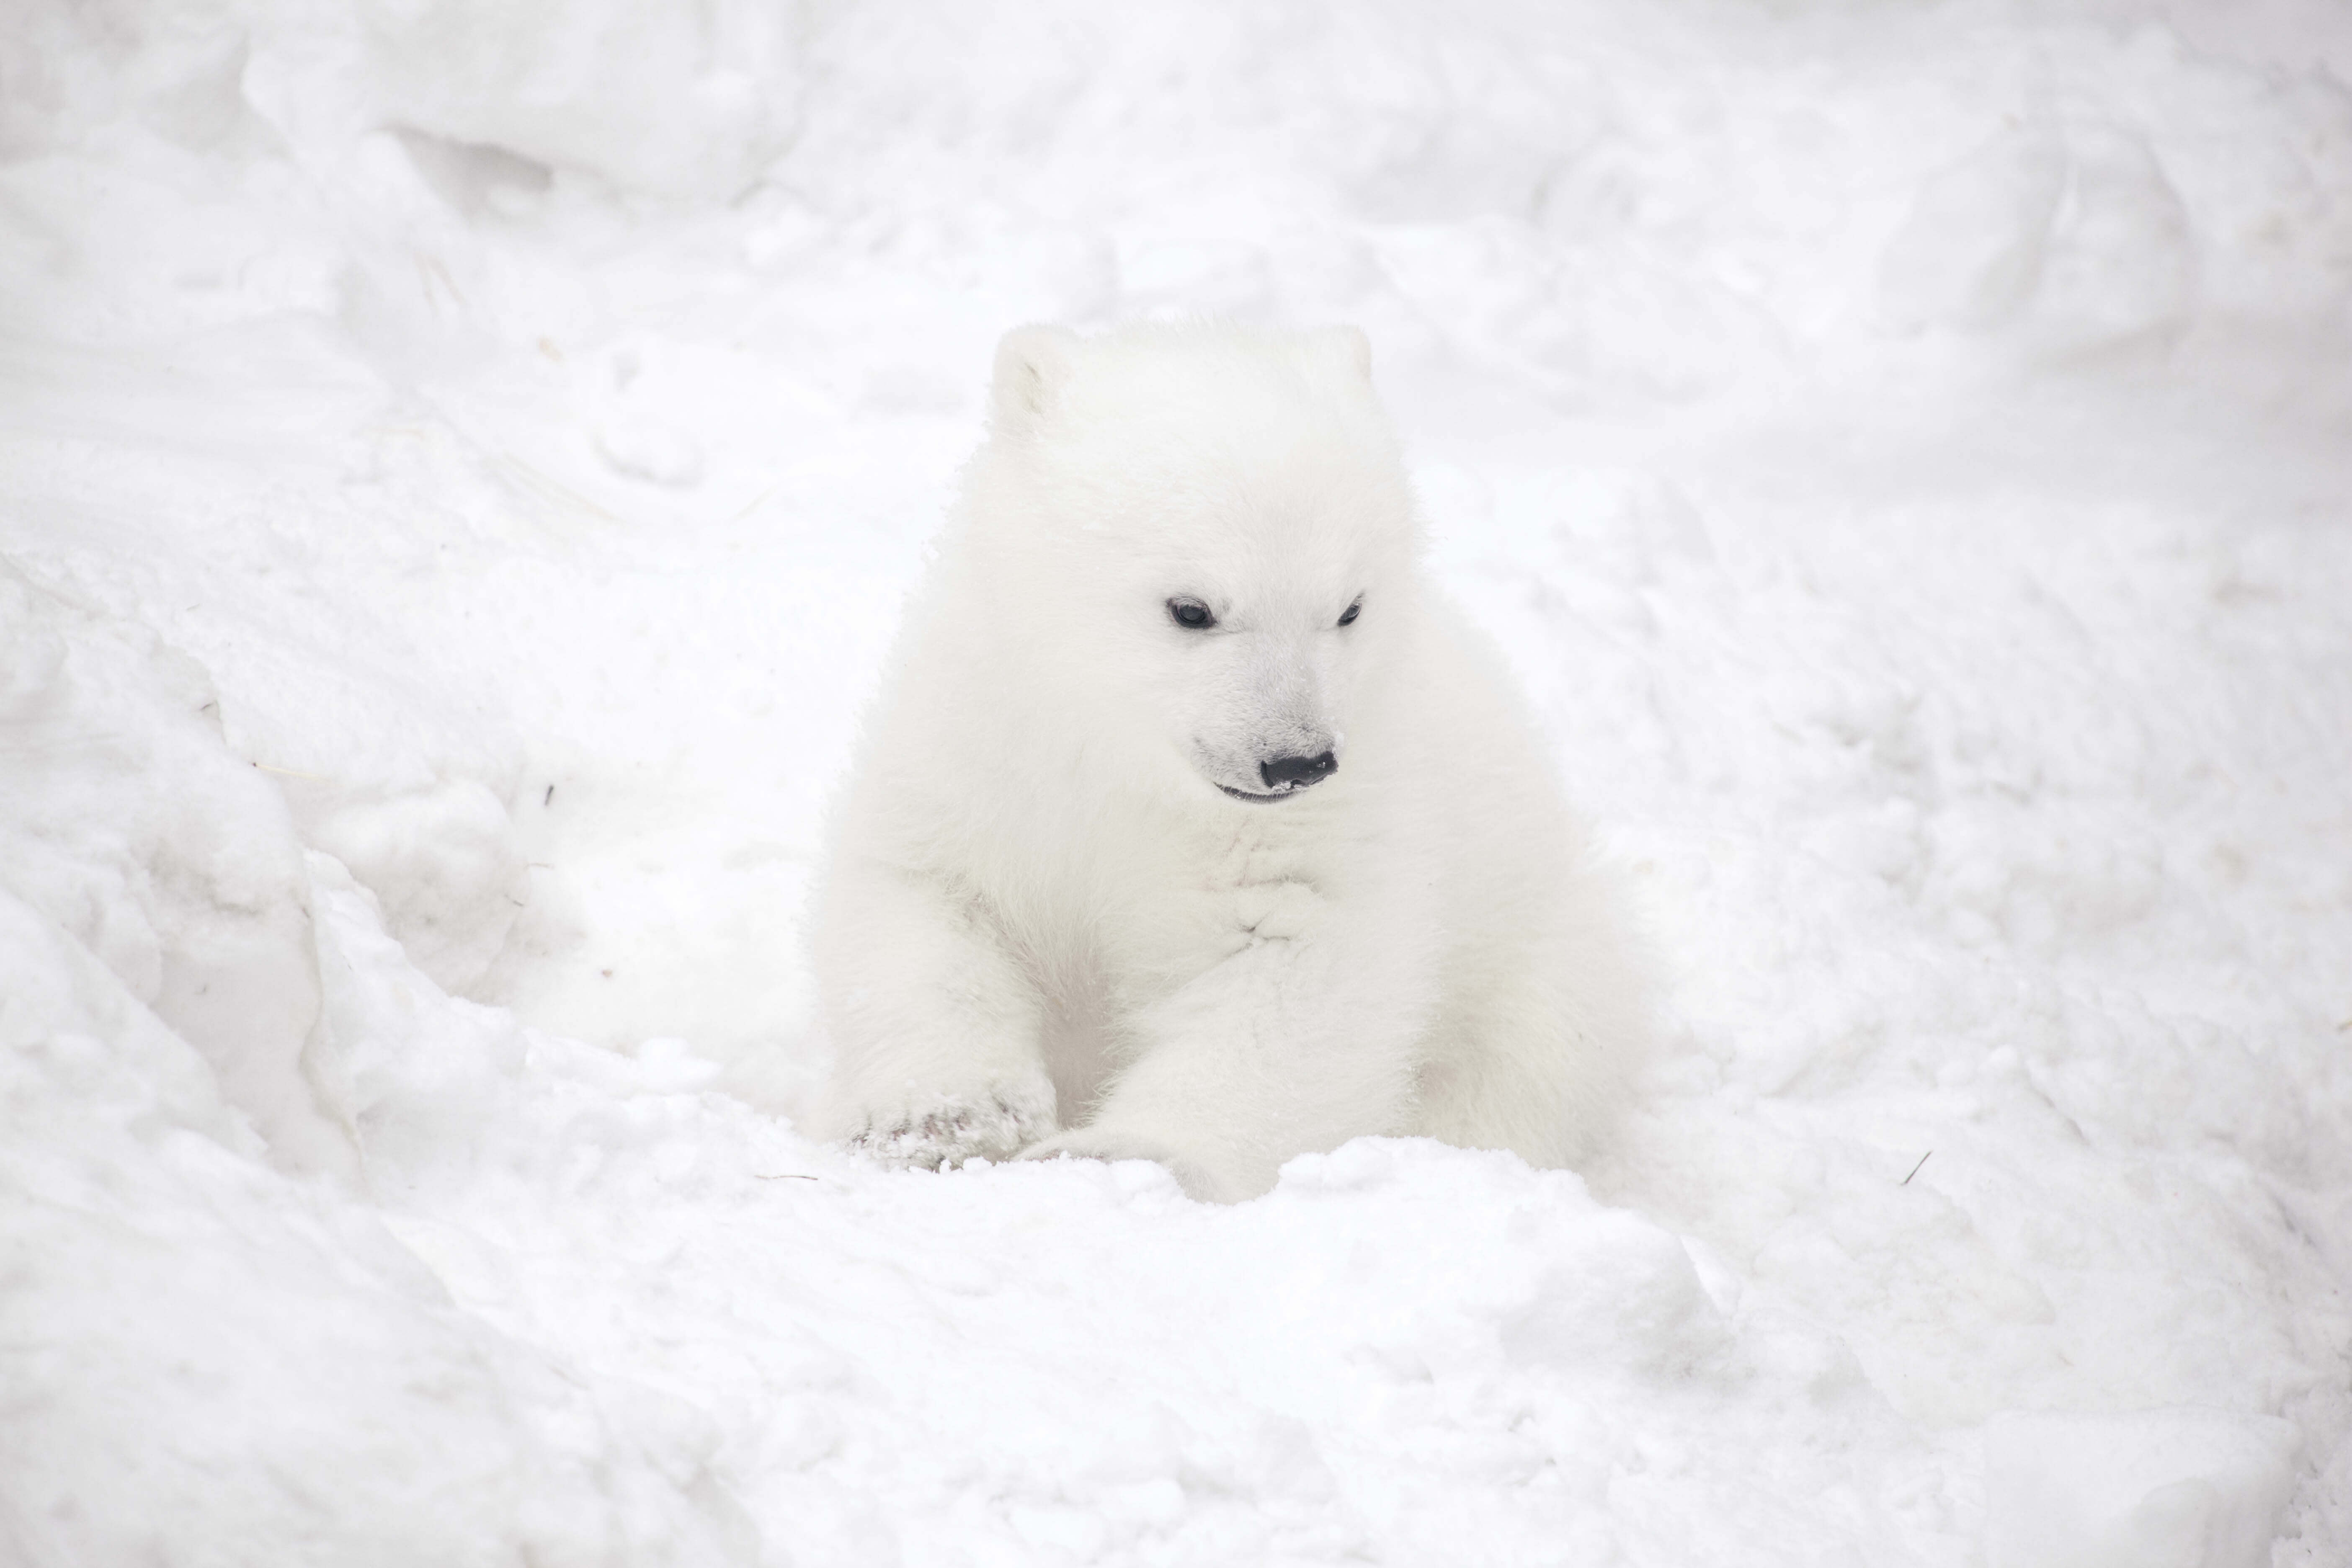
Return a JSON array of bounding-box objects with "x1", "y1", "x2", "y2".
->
[{"x1": 957, "y1": 322, "x2": 1422, "y2": 810}]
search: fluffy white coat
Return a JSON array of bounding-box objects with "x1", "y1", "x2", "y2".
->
[{"x1": 812, "y1": 322, "x2": 1646, "y2": 1201}]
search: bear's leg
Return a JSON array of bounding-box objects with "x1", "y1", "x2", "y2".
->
[
  {"x1": 815, "y1": 861, "x2": 1055, "y2": 1169},
  {"x1": 1413, "y1": 946, "x2": 1645, "y2": 1173},
  {"x1": 1020, "y1": 933, "x2": 1427, "y2": 1201}
]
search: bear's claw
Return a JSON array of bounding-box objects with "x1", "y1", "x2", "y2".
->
[{"x1": 847, "y1": 1083, "x2": 1053, "y2": 1171}]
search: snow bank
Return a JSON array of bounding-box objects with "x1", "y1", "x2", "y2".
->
[
  {"x1": 0, "y1": 564, "x2": 345, "y2": 1172},
  {"x1": 3, "y1": 0, "x2": 2350, "y2": 1564},
  {"x1": 0, "y1": 893, "x2": 758, "y2": 1566}
]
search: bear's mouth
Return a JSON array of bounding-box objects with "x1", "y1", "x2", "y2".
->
[{"x1": 1217, "y1": 783, "x2": 1313, "y2": 804}]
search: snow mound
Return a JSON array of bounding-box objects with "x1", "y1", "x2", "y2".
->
[
  {"x1": 345, "y1": 0, "x2": 803, "y2": 199},
  {"x1": 304, "y1": 779, "x2": 529, "y2": 995},
  {"x1": 1986, "y1": 1407, "x2": 2303, "y2": 1568},
  {"x1": 0, "y1": 564, "x2": 345, "y2": 1172}
]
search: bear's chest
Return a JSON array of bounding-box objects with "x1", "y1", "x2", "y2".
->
[{"x1": 1057, "y1": 819, "x2": 1340, "y2": 988}]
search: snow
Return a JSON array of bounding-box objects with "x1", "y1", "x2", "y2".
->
[
  {"x1": 1985, "y1": 1408, "x2": 2303, "y2": 1568},
  {"x1": 3, "y1": 0, "x2": 2350, "y2": 1563}
]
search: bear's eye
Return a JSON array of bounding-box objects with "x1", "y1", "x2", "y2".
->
[
  {"x1": 1337, "y1": 598, "x2": 1362, "y2": 627},
  {"x1": 1168, "y1": 597, "x2": 1216, "y2": 630}
]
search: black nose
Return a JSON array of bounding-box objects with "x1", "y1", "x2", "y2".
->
[{"x1": 1259, "y1": 751, "x2": 1337, "y2": 792}]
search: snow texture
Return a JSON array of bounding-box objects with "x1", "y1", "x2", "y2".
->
[{"x1": 2, "y1": 1, "x2": 2349, "y2": 1565}]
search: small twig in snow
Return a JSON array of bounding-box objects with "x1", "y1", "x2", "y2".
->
[{"x1": 1900, "y1": 1151, "x2": 1932, "y2": 1186}]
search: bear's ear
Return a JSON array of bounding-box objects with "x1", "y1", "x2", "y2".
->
[
  {"x1": 1299, "y1": 325, "x2": 1372, "y2": 387},
  {"x1": 990, "y1": 324, "x2": 1081, "y2": 438}
]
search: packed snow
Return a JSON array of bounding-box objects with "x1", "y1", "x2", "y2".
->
[{"x1": 3, "y1": 1, "x2": 2350, "y2": 1564}]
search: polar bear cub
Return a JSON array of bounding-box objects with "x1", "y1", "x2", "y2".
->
[{"x1": 812, "y1": 322, "x2": 1646, "y2": 1201}]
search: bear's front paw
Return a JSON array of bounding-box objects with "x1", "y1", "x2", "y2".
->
[
  {"x1": 843, "y1": 1077, "x2": 1055, "y2": 1171},
  {"x1": 1017, "y1": 1126, "x2": 1228, "y2": 1201}
]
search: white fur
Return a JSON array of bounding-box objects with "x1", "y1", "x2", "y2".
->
[{"x1": 811, "y1": 322, "x2": 1648, "y2": 1201}]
